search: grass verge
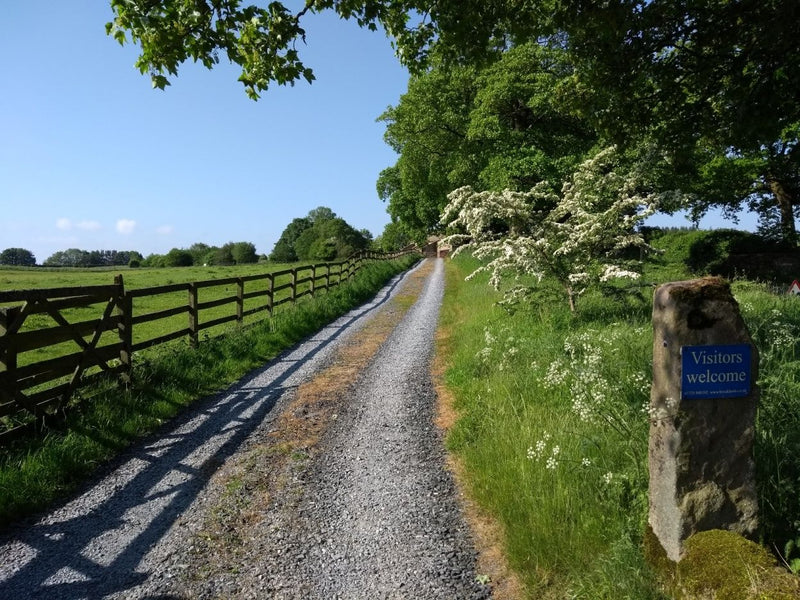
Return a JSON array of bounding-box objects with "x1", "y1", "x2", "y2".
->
[
  {"x1": 0, "y1": 256, "x2": 419, "y2": 529},
  {"x1": 438, "y1": 250, "x2": 800, "y2": 598}
]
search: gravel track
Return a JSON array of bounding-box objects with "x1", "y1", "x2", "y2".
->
[{"x1": 0, "y1": 258, "x2": 491, "y2": 599}]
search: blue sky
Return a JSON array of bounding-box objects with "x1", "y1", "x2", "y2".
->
[
  {"x1": 1, "y1": 1, "x2": 410, "y2": 263},
  {"x1": 1, "y1": 2, "x2": 757, "y2": 265}
]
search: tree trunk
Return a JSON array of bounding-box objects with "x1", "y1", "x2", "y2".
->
[
  {"x1": 768, "y1": 177, "x2": 797, "y2": 246},
  {"x1": 566, "y1": 285, "x2": 576, "y2": 313}
]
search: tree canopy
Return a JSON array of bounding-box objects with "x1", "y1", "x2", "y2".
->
[
  {"x1": 378, "y1": 42, "x2": 597, "y2": 240},
  {"x1": 43, "y1": 249, "x2": 143, "y2": 268},
  {"x1": 0, "y1": 248, "x2": 36, "y2": 267},
  {"x1": 270, "y1": 207, "x2": 370, "y2": 262},
  {"x1": 109, "y1": 0, "x2": 800, "y2": 240}
]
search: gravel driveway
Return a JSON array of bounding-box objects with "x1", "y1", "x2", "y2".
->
[{"x1": 0, "y1": 258, "x2": 492, "y2": 600}]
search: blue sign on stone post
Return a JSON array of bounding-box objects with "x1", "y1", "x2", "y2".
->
[{"x1": 681, "y1": 344, "x2": 752, "y2": 400}]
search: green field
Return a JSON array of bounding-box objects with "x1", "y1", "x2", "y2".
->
[
  {"x1": 1, "y1": 261, "x2": 347, "y2": 366},
  {"x1": 0, "y1": 263, "x2": 294, "y2": 291},
  {"x1": 0, "y1": 259, "x2": 370, "y2": 437}
]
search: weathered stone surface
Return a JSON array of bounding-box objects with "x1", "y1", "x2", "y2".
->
[{"x1": 649, "y1": 277, "x2": 759, "y2": 562}]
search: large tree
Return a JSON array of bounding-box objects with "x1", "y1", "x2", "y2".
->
[
  {"x1": 377, "y1": 62, "x2": 481, "y2": 240},
  {"x1": 109, "y1": 0, "x2": 800, "y2": 240},
  {"x1": 378, "y1": 42, "x2": 596, "y2": 238},
  {"x1": 270, "y1": 217, "x2": 312, "y2": 262}
]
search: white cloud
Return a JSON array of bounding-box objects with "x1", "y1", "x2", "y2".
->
[
  {"x1": 156, "y1": 225, "x2": 174, "y2": 235},
  {"x1": 76, "y1": 220, "x2": 102, "y2": 231},
  {"x1": 116, "y1": 219, "x2": 136, "y2": 234},
  {"x1": 56, "y1": 218, "x2": 72, "y2": 230}
]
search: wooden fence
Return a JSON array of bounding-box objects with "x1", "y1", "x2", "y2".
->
[{"x1": 0, "y1": 248, "x2": 417, "y2": 443}]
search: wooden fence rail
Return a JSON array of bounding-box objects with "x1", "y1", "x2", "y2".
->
[{"x1": 0, "y1": 247, "x2": 417, "y2": 443}]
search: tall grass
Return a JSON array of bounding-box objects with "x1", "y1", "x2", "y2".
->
[
  {"x1": 0, "y1": 257, "x2": 418, "y2": 528},
  {"x1": 440, "y1": 255, "x2": 664, "y2": 598},
  {"x1": 440, "y1": 244, "x2": 800, "y2": 597},
  {"x1": 734, "y1": 280, "x2": 800, "y2": 568}
]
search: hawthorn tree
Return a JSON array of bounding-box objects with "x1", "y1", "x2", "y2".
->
[{"x1": 440, "y1": 147, "x2": 679, "y2": 312}]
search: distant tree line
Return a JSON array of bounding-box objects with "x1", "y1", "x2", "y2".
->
[
  {"x1": 142, "y1": 241, "x2": 260, "y2": 267},
  {"x1": 2, "y1": 210, "x2": 407, "y2": 270},
  {"x1": 39, "y1": 249, "x2": 144, "y2": 268}
]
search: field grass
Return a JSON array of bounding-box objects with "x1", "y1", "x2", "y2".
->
[
  {"x1": 0, "y1": 256, "x2": 419, "y2": 527},
  {"x1": 1, "y1": 259, "x2": 365, "y2": 438},
  {"x1": 0, "y1": 262, "x2": 300, "y2": 290},
  {"x1": 438, "y1": 234, "x2": 800, "y2": 598},
  {"x1": 0, "y1": 261, "x2": 345, "y2": 364}
]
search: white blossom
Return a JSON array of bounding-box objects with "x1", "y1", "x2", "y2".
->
[{"x1": 439, "y1": 146, "x2": 674, "y2": 311}]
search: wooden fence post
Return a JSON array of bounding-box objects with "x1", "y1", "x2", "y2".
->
[
  {"x1": 324, "y1": 264, "x2": 330, "y2": 292},
  {"x1": 188, "y1": 283, "x2": 199, "y2": 348},
  {"x1": 114, "y1": 275, "x2": 132, "y2": 386},
  {"x1": 267, "y1": 273, "x2": 274, "y2": 316},
  {"x1": 236, "y1": 277, "x2": 244, "y2": 324},
  {"x1": 290, "y1": 268, "x2": 297, "y2": 304},
  {"x1": 310, "y1": 265, "x2": 316, "y2": 297},
  {"x1": 0, "y1": 306, "x2": 20, "y2": 406}
]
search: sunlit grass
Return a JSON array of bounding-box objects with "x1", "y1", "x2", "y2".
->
[{"x1": 440, "y1": 245, "x2": 800, "y2": 597}]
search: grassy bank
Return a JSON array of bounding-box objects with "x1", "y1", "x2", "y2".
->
[
  {"x1": 0, "y1": 256, "x2": 419, "y2": 528},
  {"x1": 439, "y1": 242, "x2": 800, "y2": 597}
]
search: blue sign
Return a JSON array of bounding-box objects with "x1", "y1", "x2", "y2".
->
[{"x1": 681, "y1": 344, "x2": 752, "y2": 400}]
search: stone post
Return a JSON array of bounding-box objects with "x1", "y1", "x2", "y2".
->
[{"x1": 649, "y1": 277, "x2": 759, "y2": 562}]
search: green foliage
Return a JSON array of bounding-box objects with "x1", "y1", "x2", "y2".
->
[
  {"x1": 685, "y1": 230, "x2": 786, "y2": 276},
  {"x1": 188, "y1": 242, "x2": 211, "y2": 265},
  {"x1": 230, "y1": 241, "x2": 257, "y2": 264},
  {"x1": 468, "y1": 42, "x2": 596, "y2": 191},
  {"x1": 43, "y1": 249, "x2": 142, "y2": 268},
  {"x1": 377, "y1": 63, "x2": 480, "y2": 239},
  {"x1": 0, "y1": 248, "x2": 36, "y2": 267},
  {"x1": 164, "y1": 247, "x2": 194, "y2": 267},
  {"x1": 374, "y1": 220, "x2": 412, "y2": 252},
  {"x1": 142, "y1": 253, "x2": 166, "y2": 268},
  {"x1": 734, "y1": 287, "x2": 800, "y2": 563},
  {"x1": 270, "y1": 217, "x2": 312, "y2": 262},
  {"x1": 272, "y1": 207, "x2": 369, "y2": 261},
  {"x1": 378, "y1": 43, "x2": 597, "y2": 239},
  {"x1": 644, "y1": 228, "x2": 796, "y2": 284}
]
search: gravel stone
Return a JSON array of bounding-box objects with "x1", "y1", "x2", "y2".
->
[{"x1": 0, "y1": 259, "x2": 491, "y2": 599}]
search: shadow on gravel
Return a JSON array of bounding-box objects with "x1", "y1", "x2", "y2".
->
[{"x1": 0, "y1": 271, "x2": 409, "y2": 599}]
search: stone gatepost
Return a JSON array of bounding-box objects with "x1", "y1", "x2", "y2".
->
[{"x1": 649, "y1": 277, "x2": 759, "y2": 562}]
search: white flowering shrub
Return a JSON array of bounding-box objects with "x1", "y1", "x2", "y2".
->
[
  {"x1": 440, "y1": 146, "x2": 670, "y2": 311},
  {"x1": 518, "y1": 323, "x2": 653, "y2": 510}
]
